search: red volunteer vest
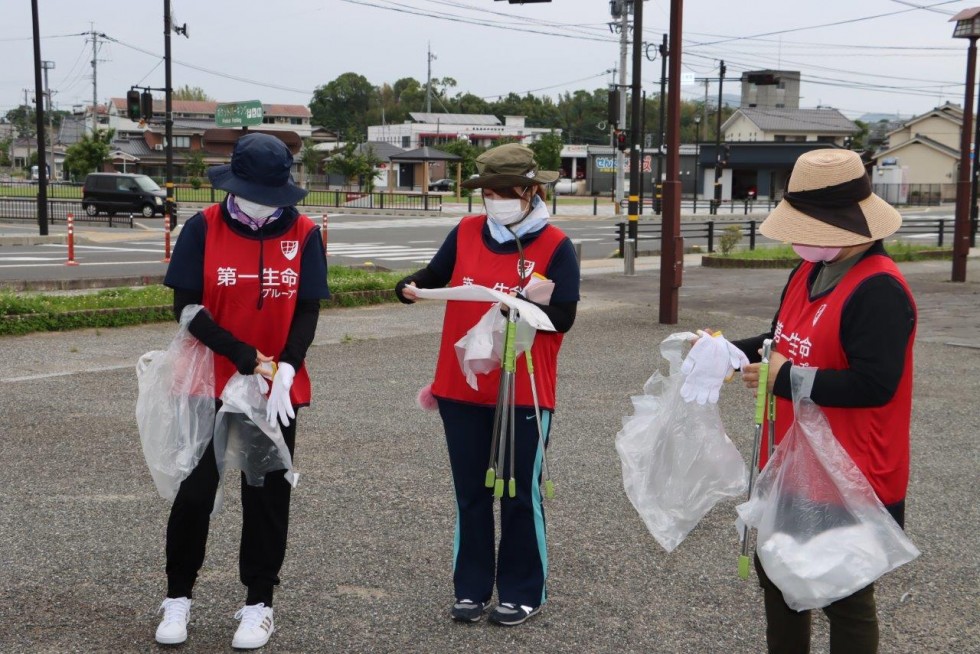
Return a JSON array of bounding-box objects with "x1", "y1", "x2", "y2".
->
[
  {"x1": 762, "y1": 254, "x2": 916, "y2": 504},
  {"x1": 201, "y1": 204, "x2": 318, "y2": 404},
  {"x1": 431, "y1": 215, "x2": 566, "y2": 409}
]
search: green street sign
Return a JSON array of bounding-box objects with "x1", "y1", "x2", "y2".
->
[{"x1": 215, "y1": 100, "x2": 264, "y2": 127}]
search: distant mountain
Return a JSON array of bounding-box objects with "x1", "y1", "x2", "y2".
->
[{"x1": 857, "y1": 113, "x2": 905, "y2": 124}]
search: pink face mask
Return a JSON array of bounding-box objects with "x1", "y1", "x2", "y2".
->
[{"x1": 792, "y1": 244, "x2": 842, "y2": 263}]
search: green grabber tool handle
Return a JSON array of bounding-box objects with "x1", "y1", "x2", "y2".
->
[
  {"x1": 754, "y1": 359, "x2": 770, "y2": 425},
  {"x1": 503, "y1": 316, "x2": 518, "y2": 374},
  {"x1": 740, "y1": 342, "x2": 772, "y2": 580}
]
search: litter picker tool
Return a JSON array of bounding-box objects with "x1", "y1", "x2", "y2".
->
[
  {"x1": 739, "y1": 338, "x2": 772, "y2": 580},
  {"x1": 524, "y1": 346, "x2": 555, "y2": 499}
]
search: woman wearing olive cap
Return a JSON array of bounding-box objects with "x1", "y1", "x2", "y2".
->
[{"x1": 396, "y1": 142, "x2": 580, "y2": 626}]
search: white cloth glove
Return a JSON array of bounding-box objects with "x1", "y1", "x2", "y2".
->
[
  {"x1": 266, "y1": 362, "x2": 296, "y2": 427},
  {"x1": 680, "y1": 332, "x2": 750, "y2": 404}
]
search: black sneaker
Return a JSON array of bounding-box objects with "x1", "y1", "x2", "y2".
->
[
  {"x1": 488, "y1": 603, "x2": 540, "y2": 626},
  {"x1": 450, "y1": 599, "x2": 486, "y2": 622}
]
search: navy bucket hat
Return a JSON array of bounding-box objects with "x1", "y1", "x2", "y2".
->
[{"x1": 207, "y1": 133, "x2": 308, "y2": 207}]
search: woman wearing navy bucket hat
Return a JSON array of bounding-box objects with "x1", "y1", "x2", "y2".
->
[
  {"x1": 395, "y1": 142, "x2": 580, "y2": 626},
  {"x1": 155, "y1": 133, "x2": 329, "y2": 649}
]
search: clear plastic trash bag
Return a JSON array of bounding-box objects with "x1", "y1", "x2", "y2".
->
[
  {"x1": 454, "y1": 304, "x2": 535, "y2": 390},
  {"x1": 135, "y1": 305, "x2": 215, "y2": 502},
  {"x1": 736, "y1": 368, "x2": 920, "y2": 611},
  {"x1": 214, "y1": 373, "x2": 298, "y2": 493},
  {"x1": 616, "y1": 332, "x2": 749, "y2": 552}
]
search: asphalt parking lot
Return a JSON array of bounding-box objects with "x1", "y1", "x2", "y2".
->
[{"x1": 0, "y1": 258, "x2": 977, "y2": 653}]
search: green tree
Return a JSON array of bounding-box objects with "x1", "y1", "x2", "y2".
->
[
  {"x1": 0, "y1": 137, "x2": 11, "y2": 167},
  {"x1": 63, "y1": 128, "x2": 114, "y2": 180},
  {"x1": 300, "y1": 138, "x2": 324, "y2": 188},
  {"x1": 528, "y1": 131, "x2": 563, "y2": 173},
  {"x1": 309, "y1": 73, "x2": 376, "y2": 136},
  {"x1": 183, "y1": 149, "x2": 206, "y2": 188},
  {"x1": 6, "y1": 105, "x2": 36, "y2": 140},
  {"x1": 324, "y1": 139, "x2": 380, "y2": 191},
  {"x1": 173, "y1": 85, "x2": 213, "y2": 101}
]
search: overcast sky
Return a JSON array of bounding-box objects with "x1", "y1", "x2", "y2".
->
[{"x1": 3, "y1": 0, "x2": 978, "y2": 122}]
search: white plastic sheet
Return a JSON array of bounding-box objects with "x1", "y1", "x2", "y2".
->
[
  {"x1": 454, "y1": 305, "x2": 536, "y2": 390},
  {"x1": 412, "y1": 285, "x2": 556, "y2": 332},
  {"x1": 616, "y1": 332, "x2": 749, "y2": 552},
  {"x1": 213, "y1": 373, "x2": 298, "y2": 491},
  {"x1": 135, "y1": 305, "x2": 215, "y2": 502},
  {"x1": 736, "y1": 368, "x2": 920, "y2": 611}
]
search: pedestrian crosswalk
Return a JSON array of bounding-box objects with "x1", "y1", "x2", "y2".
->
[
  {"x1": 326, "y1": 241, "x2": 439, "y2": 262},
  {"x1": 326, "y1": 217, "x2": 458, "y2": 230}
]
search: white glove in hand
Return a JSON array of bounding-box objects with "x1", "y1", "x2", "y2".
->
[
  {"x1": 680, "y1": 332, "x2": 749, "y2": 404},
  {"x1": 266, "y1": 362, "x2": 296, "y2": 427}
]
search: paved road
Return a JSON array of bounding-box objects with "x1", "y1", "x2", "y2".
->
[
  {"x1": 0, "y1": 257, "x2": 977, "y2": 653},
  {"x1": 0, "y1": 205, "x2": 958, "y2": 288}
]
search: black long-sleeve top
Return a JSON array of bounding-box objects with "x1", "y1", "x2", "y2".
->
[
  {"x1": 732, "y1": 241, "x2": 916, "y2": 408},
  {"x1": 166, "y1": 200, "x2": 328, "y2": 375}
]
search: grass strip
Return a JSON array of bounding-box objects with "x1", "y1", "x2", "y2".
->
[
  {"x1": 720, "y1": 241, "x2": 951, "y2": 262},
  {"x1": 0, "y1": 266, "x2": 405, "y2": 336}
]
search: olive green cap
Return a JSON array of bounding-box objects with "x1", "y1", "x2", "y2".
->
[{"x1": 460, "y1": 142, "x2": 559, "y2": 190}]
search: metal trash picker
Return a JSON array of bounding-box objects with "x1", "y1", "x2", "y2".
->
[
  {"x1": 484, "y1": 307, "x2": 555, "y2": 500},
  {"x1": 738, "y1": 339, "x2": 773, "y2": 580}
]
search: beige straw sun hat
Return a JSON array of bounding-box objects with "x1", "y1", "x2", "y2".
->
[{"x1": 760, "y1": 149, "x2": 901, "y2": 247}]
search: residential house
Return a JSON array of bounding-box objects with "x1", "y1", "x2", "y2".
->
[
  {"x1": 367, "y1": 113, "x2": 559, "y2": 150},
  {"x1": 871, "y1": 102, "x2": 961, "y2": 203}
]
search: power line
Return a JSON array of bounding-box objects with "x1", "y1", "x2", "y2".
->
[{"x1": 692, "y1": 0, "x2": 961, "y2": 47}]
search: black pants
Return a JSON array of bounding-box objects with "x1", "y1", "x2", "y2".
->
[
  {"x1": 165, "y1": 414, "x2": 297, "y2": 607},
  {"x1": 755, "y1": 501, "x2": 905, "y2": 654}
]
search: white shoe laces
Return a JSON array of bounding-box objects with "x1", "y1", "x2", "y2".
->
[
  {"x1": 159, "y1": 598, "x2": 190, "y2": 624},
  {"x1": 235, "y1": 603, "x2": 271, "y2": 631}
]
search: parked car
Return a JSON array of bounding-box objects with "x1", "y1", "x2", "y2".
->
[
  {"x1": 82, "y1": 173, "x2": 168, "y2": 218},
  {"x1": 554, "y1": 178, "x2": 576, "y2": 195},
  {"x1": 428, "y1": 178, "x2": 454, "y2": 192}
]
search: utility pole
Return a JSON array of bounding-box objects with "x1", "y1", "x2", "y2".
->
[
  {"x1": 615, "y1": 1, "x2": 629, "y2": 212},
  {"x1": 164, "y1": 0, "x2": 175, "y2": 229},
  {"x1": 89, "y1": 27, "x2": 99, "y2": 135},
  {"x1": 31, "y1": 0, "x2": 48, "y2": 235},
  {"x1": 426, "y1": 43, "x2": 436, "y2": 114},
  {"x1": 42, "y1": 60, "x2": 55, "y2": 180},
  {"x1": 656, "y1": 32, "x2": 668, "y2": 215},
  {"x1": 23, "y1": 89, "x2": 32, "y2": 167},
  {"x1": 659, "y1": 0, "x2": 684, "y2": 324},
  {"x1": 627, "y1": 0, "x2": 643, "y2": 244},
  {"x1": 712, "y1": 60, "x2": 726, "y2": 214}
]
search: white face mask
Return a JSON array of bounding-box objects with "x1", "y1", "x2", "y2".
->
[
  {"x1": 485, "y1": 196, "x2": 529, "y2": 226},
  {"x1": 236, "y1": 196, "x2": 281, "y2": 220}
]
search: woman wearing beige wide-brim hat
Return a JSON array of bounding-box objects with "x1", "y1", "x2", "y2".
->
[{"x1": 729, "y1": 149, "x2": 918, "y2": 653}]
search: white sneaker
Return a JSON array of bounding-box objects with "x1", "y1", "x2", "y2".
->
[
  {"x1": 232, "y1": 603, "x2": 275, "y2": 649},
  {"x1": 155, "y1": 597, "x2": 191, "y2": 645}
]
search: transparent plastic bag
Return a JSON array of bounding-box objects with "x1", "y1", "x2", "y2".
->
[
  {"x1": 736, "y1": 368, "x2": 920, "y2": 611},
  {"x1": 135, "y1": 305, "x2": 215, "y2": 502},
  {"x1": 616, "y1": 332, "x2": 749, "y2": 552},
  {"x1": 213, "y1": 373, "x2": 298, "y2": 493},
  {"x1": 454, "y1": 304, "x2": 535, "y2": 390}
]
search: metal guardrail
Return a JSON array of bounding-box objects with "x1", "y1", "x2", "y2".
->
[
  {"x1": 0, "y1": 197, "x2": 134, "y2": 227},
  {"x1": 615, "y1": 217, "x2": 974, "y2": 255},
  {"x1": 0, "y1": 181, "x2": 443, "y2": 212}
]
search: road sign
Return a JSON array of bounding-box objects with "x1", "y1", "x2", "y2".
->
[
  {"x1": 680, "y1": 72, "x2": 696, "y2": 86},
  {"x1": 215, "y1": 100, "x2": 264, "y2": 127}
]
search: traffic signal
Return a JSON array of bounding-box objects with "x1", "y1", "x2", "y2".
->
[
  {"x1": 721, "y1": 144, "x2": 732, "y2": 165},
  {"x1": 608, "y1": 88, "x2": 621, "y2": 126},
  {"x1": 140, "y1": 91, "x2": 154, "y2": 121},
  {"x1": 616, "y1": 130, "x2": 629, "y2": 152},
  {"x1": 126, "y1": 90, "x2": 141, "y2": 121}
]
